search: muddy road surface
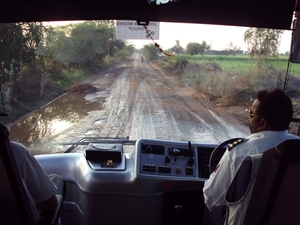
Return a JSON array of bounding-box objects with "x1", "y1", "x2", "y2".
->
[{"x1": 9, "y1": 56, "x2": 249, "y2": 155}]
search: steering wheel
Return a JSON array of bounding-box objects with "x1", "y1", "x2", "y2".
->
[{"x1": 209, "y1": 138, "x2": 243, "y2": 174}]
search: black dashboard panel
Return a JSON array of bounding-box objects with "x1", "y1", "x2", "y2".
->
[
  {"x1": 197, "y1": 147, "x2": 214, "y2": 178},
  {"x1": 141, "y1": 144, "x2": 165, "y2": 154}
]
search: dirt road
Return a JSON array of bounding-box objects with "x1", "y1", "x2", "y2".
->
[
  {"x1": 92, "y1": 56, "x2": 249, "y2": 139},
  {"x1": 20, "y1": 55, "x2": 249, "y2": 154}
]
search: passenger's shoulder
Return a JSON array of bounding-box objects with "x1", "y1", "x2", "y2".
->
[
  {"x1": 10, "y1": 141, "x2": 29, "y2": 158},
  {"x1": 10, "y1": 141, "x2": 27, "y2": 151}
]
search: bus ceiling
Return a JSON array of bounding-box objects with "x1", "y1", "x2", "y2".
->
[{"x1": 0, "y1": 0, "x2": 296, "y2": 30}]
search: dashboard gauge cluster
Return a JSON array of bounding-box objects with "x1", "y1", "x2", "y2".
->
[{"x1": 136, "y1": 139, "x2": 198, "y2": 178}]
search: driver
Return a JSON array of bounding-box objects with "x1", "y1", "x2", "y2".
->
[{"x1": 202, "y1": 89, "x2": 300, "y2": 225}]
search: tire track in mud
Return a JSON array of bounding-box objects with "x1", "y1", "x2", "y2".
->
[
  {"x1": 97, "y1": 70, "x2": 131, "y2": 136},
  {"x1": 130, "y1": 79, "x2": 182, "y2": 140}
]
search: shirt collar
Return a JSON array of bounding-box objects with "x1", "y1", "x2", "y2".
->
[{"x1": 246, "y1": 130, "x2": 289, "y2": 140}]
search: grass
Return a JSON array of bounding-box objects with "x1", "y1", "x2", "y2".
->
[
  {"x1": 55, "y1": 69, "x2": 87, "y2": 89},
  {"x1": 157, "y1": 53, "x2": 300, "y2": 109},
  {"x1": 180, "y1": 54, "x2": 300, "y2": 77}
]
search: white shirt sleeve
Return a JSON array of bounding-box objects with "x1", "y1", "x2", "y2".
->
[
  {"x1": 11, "y1": 142, "x2": 57, "y2": 202},
  {"x1": 203, "y1": 149, "x2": 233, "y2": 209}
]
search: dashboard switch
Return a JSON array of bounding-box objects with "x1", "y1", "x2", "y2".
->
[
  {"x1": 186, "y1": 168, "x2": 193, "y2": 175},
  {"x1": 188, "y1": 158, "x2": 195, "y2": 166},
  {"x1": 176, "y1": 167, "x2": 181, "y2": 173}
]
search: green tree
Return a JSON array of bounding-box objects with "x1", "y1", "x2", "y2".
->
[
  {"x1": 0, "y1": 22, "x2": 47, "y2": 108},
  {"x1": 0, "y1": 22, "x2": 45, "y2": 83},
  {"x1": 226, "y1": 42, "x2": 241, "y2": 55},
  {"x1": 186, "y1": 41, "x2": 210, "y2": 55},
  {"x1": 70, "y1": 22, "x2": 111, "y2": 64},
  {"x1": 199, "y1": 41, "x2": 210, "y2": 56},
  {"x1": 41, "y1": 20, "x2": 121, "y2": 68},
  {"x1": 115, "y1": 44, "x2": 135, "y2": 60},
  {"x1": 244, "y1": 28, "x2": 283, "y2": 60},
  {"x1": 186, "y1": 42, "x2": 201, "y2": 55},
  {"x1": 169, "y1": 40, "x2": 185, "y2": 54},
  {"x1": 143, "y1": 44, "x2": 158, "y2": 60}
]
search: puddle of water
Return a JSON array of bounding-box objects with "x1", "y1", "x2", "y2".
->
[{"x1": 9, "y1": 93, "x2": 101, "y2": 147}]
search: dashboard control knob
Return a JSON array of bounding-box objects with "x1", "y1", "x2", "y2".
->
[{"x1": 188, "y1": 158, "x2": 195, "y2": 166}]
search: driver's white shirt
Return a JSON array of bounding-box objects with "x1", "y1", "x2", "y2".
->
[{"x1": 203, "y1": 130, "x2": 300, "y2": 210}]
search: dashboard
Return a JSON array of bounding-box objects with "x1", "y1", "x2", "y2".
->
[
  {"x1": 136, "y1": 138, "x2": 216, "y2": 179},
  {"x1": 37, "y1": 138, "x2": 219, "y2": 225},
  {"x1": 85, "y1": 139, "x2": 216, "y2": 179},
  {"x1": 83, "y1": 138, "x2": 216, "y2": 179}
]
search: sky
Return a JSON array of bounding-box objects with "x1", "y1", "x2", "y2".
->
[{"x1": 45, "y1": 21, "x2": 293, "y2": 54}]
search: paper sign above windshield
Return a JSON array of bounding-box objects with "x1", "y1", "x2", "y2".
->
[{"x1": 116, "y1": 20, "x2": 160, "y2": 40}]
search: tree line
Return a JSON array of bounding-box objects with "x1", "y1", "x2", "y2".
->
[{"x1": 142, "y1": 28, "x2": 284, "y2": 61}]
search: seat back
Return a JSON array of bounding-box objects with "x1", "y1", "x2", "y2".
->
[
  {"x1": 225, "y1": 154, "x2": 262, "y2": 225},
  {"x1": 243, "y1": 139, "x2": 300, "y2": 225},
  {"x1": 0, "y1": 123, "x2": 36, "y2": 225}
]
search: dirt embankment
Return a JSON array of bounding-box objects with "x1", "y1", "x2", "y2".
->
[{"x1": 153, "y1": 59, "x2": 250, "y2": 126}]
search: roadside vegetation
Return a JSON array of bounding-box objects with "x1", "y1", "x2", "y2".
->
[
  {"x1": 0, "y1": 21, "x2": 134, "y2": 123},
  {"x1": 155, "y1": 54, "x2": 300, "y2": 99},
  {"x1": 142, "y1": 28, "x2": 300, "y2": 123},
  {"x1": 152, "y1": 54, "x2": 300, "y2": 131}
]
